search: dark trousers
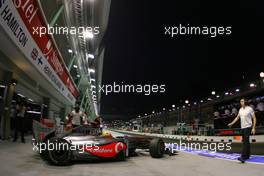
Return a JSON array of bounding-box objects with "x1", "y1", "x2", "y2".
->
[
  {"x1": 14, "y1": 117, "x2": 25, "y2": 142},
  {"x1": 241, "y1": 127, "x2": 251, "y2": 159}
]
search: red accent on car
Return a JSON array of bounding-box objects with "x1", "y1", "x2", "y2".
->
[
  {"x1": 218, "y1": 129, "x2": 235, "y2": 136},
  {"x1": 40, "y1": 118, "x2": 54, "y2": 128},
  {"x1": 117, "y1": 143, "x2": 124, "y2": 151},
  {"x1": 81, "y1": 142, "x2": 126, "y2": 158},
  {"x1": 40, "y1": 132, "x2": 45, "y2": 141}
]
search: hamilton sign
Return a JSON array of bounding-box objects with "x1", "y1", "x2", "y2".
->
[{"x1": 0, "y1": 0, "x2": 78, "y2": 104}]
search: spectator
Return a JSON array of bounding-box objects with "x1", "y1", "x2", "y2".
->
[
  {"x1": 231, "y1": 107, "x2": 238, "y2": 116},
  {"x1": 256, "y1": 101, "x2": 264, "y2": 112},
  {"x1": 214, "y1": 111, "x2": 220, "y2": 118},
  {"x1": 224, "y1": 109, "x2": 231, "y2": 116},
  {"x1": 65, "y1": 105, "x2": 86, "y2": 128},
  {"x1": 10, "y1": 104, "x2": 16, "y2": 131},
  {"x1": 13, "y1": 99, "x2": 27, "y2": 143},
  {"x1": 91, "y1": 116, "x2": 102, "y2": 128}
]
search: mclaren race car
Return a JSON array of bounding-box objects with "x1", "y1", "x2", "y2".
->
[{"x1": 32, "y1": 120, "x2": 166, "y2": 165}]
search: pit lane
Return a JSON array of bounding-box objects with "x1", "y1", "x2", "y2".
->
[{"x1": 0, "y1": 135, "x2": 263, "y2": 176}]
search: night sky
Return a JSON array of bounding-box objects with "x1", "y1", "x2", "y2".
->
[{"x1": 101, "y1": 0, "x2": 264, "y2": 119}]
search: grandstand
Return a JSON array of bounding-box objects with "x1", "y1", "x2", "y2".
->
[{"x1": 111, "y1": 78, "x2": 264, "y2": 136}]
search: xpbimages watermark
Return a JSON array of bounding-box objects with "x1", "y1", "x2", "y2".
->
[
  {"x1": 164, "y1": 24, "x2": 232, "y2": 38},
  {"x1": 98, "y1": 82, "x2": 166, "y2": 95},
  {"x1": 165, "y1": 140, "x2": 232, "y2": 153},
  {"x1": 33, "y1": 141, "x2": 100, "y2": 154},
  {"x1": 32, "y1": 24, "x2": 100, "y2": 37}
]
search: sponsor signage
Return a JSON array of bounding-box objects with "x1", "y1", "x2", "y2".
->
[
  {"x1": 0, "y1": 0, "x2": 77, "y2": 104},
  {"x1": 82, "y1": 142, "x2": 126, "y2": 158}
]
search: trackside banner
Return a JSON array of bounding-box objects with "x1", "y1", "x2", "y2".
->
[
  {"x1": 0, "y1": 0, "x2": 78, "y2": 104},
  {"x1": 0, "y1": 0, "x2": 77, "y2": 104}
]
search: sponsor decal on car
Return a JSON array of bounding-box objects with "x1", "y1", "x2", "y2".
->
[{"x1": 82, "y1": 142, "x2": 126, "y2": 158}]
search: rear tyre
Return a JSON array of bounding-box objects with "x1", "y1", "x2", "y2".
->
[
  {"x1": 40, "y1": 148, "x2": 48, "y2": 160},
  {"x1": 149, "y1": 138, "x2": 165, "y2": 158},
  {"x1": 46, "y1": 137, "x2": 72, "y2": 166},
  {"x1": 39, "y1": 133, "x2": 55, "y2": 161}
]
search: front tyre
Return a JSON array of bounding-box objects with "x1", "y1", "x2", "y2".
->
[{"x1": 149, "y1": 138, "x2": 165, "y2": 158}]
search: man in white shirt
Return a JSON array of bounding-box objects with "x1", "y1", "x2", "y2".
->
[
  {"x1": 66, "y1": 105, "x2": 86, "y2": 128},
  {"x1": 228, "y1": 98, "x2": 257, "y2": 163}
]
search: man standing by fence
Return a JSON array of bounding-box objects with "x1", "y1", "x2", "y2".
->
[{"x1": 228, "y1": 98, "x2": 257, "y2": 163}]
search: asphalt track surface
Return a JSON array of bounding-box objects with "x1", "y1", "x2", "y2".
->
[{"x1": 0, "y1": 133, "x2": 263, "y2": 176}]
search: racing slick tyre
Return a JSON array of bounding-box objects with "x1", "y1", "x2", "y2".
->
[
  {"x1": 46, "y1": 137, "x2": 72, "y2": 166},
  {"x1": 39, "y1": 147, "x2": 49, "y2": 161},
  {"x1": 38, "y1": 132, "x2": 56, "y2": 161},
  {"x1": 149, "y1": 138, "x2": 165, "y2": 158}
]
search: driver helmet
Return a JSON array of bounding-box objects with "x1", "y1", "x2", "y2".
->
[{"x1": 102, "y1": 130, "x2": 112, "y2": 137}]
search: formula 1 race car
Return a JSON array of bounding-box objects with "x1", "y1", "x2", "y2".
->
[{"x1": 32, "y1": 120, "x2": 165, "y2": 165}]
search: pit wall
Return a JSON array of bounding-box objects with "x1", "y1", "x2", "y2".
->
[
  {"x1": 113, "y1": 129, "x2": 264, "y2": 143},
  {"x1": 112, "y1": 129, "x2": 264, "y2": 154}
]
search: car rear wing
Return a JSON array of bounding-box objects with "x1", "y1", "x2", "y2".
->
[{"x1": 32, "y1": 120, "x2": 55, "y2": 143}]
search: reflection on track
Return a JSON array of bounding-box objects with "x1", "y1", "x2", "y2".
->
[{"x1": 170, "y1": 145, "x2": 264, "y2": 165}]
